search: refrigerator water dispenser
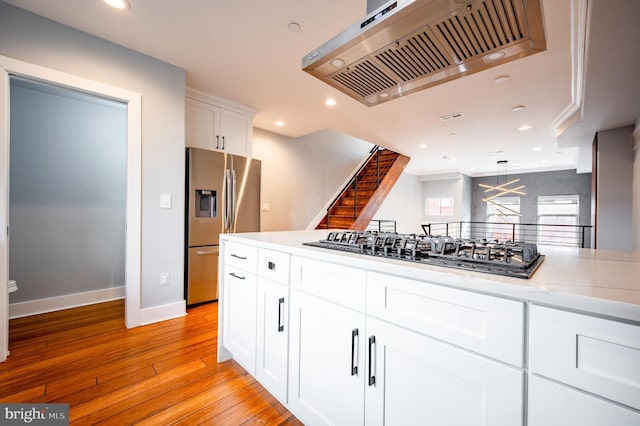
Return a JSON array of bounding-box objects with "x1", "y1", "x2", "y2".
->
[{"x1": 195, "y1": 189, "x2": 217, "y2": 218}]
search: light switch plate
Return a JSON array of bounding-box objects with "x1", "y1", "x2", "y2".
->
[{"x1": 160, "y1": 193, "x2": 172, "y2": 209}]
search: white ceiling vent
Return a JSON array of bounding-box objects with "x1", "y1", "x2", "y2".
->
[{"x1": 440, "y1": 112, "x2": 465, "y2": 121}]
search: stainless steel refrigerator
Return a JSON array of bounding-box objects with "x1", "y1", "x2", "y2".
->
[{"x1": 185, "y1": 147, "x2": 261, "y2": 305}]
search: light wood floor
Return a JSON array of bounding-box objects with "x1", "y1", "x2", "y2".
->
[{"x1": 0, "y1": 300, "x2": 302, "y2": 425}]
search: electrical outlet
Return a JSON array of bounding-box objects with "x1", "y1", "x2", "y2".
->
[{"x1": 160, "y1": 272, "x2": 170, "y2": 286}]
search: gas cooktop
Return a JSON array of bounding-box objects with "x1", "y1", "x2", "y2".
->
[{"x1": 303, "y1": 231, "x2": 545, "y2": 279}]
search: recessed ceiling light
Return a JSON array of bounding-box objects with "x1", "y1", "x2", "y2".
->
[
  {"x1": 275, "y1": 120, "x2": 284, "y2": 127},
  {"x1": 493, "y1": 75, "x2": 510, "y2": 84},
  {"x1": 449, "y1": 133, "x2": 456, "y2": 137},
  {"x1": 511, "y1": 105, "x2": 525, "y2": 112},
  {"x1": 103, "y1": 0, "x2": 130, "y2": 10},
  {"x1": 419, "y1": 144, "x2": 427, "y2": 148},
  {"x1": 330, "y1": 58, "x2": 345, "y2": 68},
  {"x1": 518, "y1": 125, "x2": 532, "y2": 131},
  {"x1": 449, "y1": 157, "x2": 457, "y2": 162},
  {"x1": 533, "y1": 146, "x2": 542, "y2": 151},
  {"x1": 484, "y1": 51, "x2": 505, "y2": 62},
  {"x1": 325, "y1": 98, "x2": 337, "y2": 106},
  {"x1": 288, "y1": 22, "x2": 302, "y2": 33}
]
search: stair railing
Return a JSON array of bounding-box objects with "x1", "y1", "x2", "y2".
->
[{"x1": 324, "y1": 145, "x2": 384, "y2": 229}]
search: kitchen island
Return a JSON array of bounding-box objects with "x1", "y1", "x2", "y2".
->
[{"x1": 218, "y1": 230, "x2": 640, "y2": 425}]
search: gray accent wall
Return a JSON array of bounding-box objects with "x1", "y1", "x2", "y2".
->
[
  {"x1": 0, "y1": 2, "x2": 186, "y2": 310},
  {"x1": 594, "y1": 126, "x2": 634, "y2": 251},
  {"x1": 471, "y1": 169, "x2": 592, "y2": 242}
]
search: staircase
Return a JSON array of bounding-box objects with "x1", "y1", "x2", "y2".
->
[{"x1": 316, "y1": 147, "x2": 410, "y2": 230}]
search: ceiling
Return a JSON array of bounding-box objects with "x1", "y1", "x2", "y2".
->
[{"x1": 4, "y1": 0, "x2": 638, "y2": 176}]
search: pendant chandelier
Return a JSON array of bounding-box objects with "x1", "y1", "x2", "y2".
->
[{"x1": 479, "y1": 160, "x2": 525, "y2": 221}]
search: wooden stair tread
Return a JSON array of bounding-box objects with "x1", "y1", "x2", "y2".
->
[{"x1": 316, "y1": 148, "x2": 410, "y2": 231}]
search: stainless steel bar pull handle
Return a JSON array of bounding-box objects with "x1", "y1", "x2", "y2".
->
[
  {"x1": 368, "y1": 335, "x2": 376, "y2": 386},
  {"x1": 230, "y1": 253, "x2": 247, "y2": 260},
  {"x1": 230, "y1": 169, "x2": 237, "y2": 231},
  {"x1": 229, "y1": 272, "x2": 245, "y2": 280},
  {"x1": 351, "y1": 328, "x2": 359, "y2": 376},
  {"x1": 277, "y1": 297, "x2": 285, "y2": 332},
  {"x1": 216, "y1": 135, "x2": 220, "y2": 149},
  {"x1": 221, "y1": 136, "x2": 225, "y2": 150},
  {"x1": 224, "y1": 169, "x2": 233, "y2": 232}
]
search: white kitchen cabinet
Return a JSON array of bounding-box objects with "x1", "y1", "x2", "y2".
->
[
  {"x1": 255, "y1": 248, "x2": 290, "y2": 403},
  {"x1": 222, "y1": 264, "x2": 257, "y2": 375},
  {"x1": 186, "y1": 97, "x2": 252, "y2": 156},
  {"x1": 529, "y1": 304, "x2": 640, "y2": 411},
  {"x1": 528, "y1": 375, "x2": 640, "y2": 426},
  {"x1": 364, "y1": 316, "x2": 523, "y2": 426},
  {"x1": 367, "y1": 272, "x2": 525, "y2": 367},
  {"x1": 288, "y1": 289, "x2": 366, "y2": 426},
  {"x1": 256, "y1": 277, "x2": 288, "y2": 403}
]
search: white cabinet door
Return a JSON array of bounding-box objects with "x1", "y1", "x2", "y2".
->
[
  {"x1": 365, "y1": 317, "x2": 523, "y2": 426},
  {"x1": 288, "y1": 289, "x2": 366, "y2": 426},
  {"x1": 529, "y1": 375, "x2": 640, "y2": 426},
  {"x1": 222, "y1": 265, "x2": 257, "y2": 375},
  {"x1": 186, "y1": 98, "x2": 252, "y2": 156},
  {"x1": 256, "y1": 277, "x2": 288, "y2": 403},
  {"x1": 529, "y1": 304, "x2": 640, "y2": 410},
  {"x1": 186, "y1": 98, "x2": 221, "y2": 150},
  {"x1": 220, "y1": 108, "x2": 252, "y2": 156}
]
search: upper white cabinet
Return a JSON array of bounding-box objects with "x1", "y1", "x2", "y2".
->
[{"x1": 185, "y1": 89, "x2": 255, "y2": 156}]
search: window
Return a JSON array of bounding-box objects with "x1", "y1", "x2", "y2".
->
[
  {"x1": 426, "y1": 197, "x2": 454, "y2": 217},
  {"x1": 537, "y1": 195, "x2": 580, "y2": 246},
  {"x1": 486, "y1": 197, "x2": 521, "y2": 241}
]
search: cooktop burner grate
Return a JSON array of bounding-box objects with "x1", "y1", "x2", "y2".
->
[{"x1": 303, "y1": 231, "x2": 545, "y2": 279}]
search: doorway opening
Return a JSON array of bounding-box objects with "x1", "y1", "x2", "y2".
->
[
  {"x1": 9, "y1": 77, "x2": 127, "y2": 313},
  {"x1": 0, "y1": 55, "x2": 142, "y2": 362}
]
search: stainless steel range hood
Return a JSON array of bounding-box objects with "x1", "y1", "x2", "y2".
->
[{"x1": 302, "y1": 0, "x2": 546, "y2": 107}]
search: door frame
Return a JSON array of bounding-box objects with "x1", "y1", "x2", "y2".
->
[{"x1": 0, "y1": 55, "x2": 142, "y2": 361}]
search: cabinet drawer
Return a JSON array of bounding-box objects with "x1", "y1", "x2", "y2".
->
[
  {"x1": 290, "y1": 256, "x2": 366, "y2": 312},
  {"x1": 224, "y1": 241, "x2": 257, "y2": 273},
  {"x1": 367, "y1": 272, "x2": 525, "y2": 367},
  {"x1": 257, "y1": 248, "x2": 290, "y2": 285},
  {"x1": 529, "y1": 305, "x2": 640, "y2": 410},
  {"x1": 528, "y1": 375, "x2": 640, "y2": 426}
]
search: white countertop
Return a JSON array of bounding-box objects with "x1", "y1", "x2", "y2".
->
[{"x1": 222, "y1": 230, "x2": 640, "y2": 323}]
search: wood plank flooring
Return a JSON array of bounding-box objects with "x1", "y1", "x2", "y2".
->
[{"x1": 0, "y1": 300, "x2": 302, "y2": 425}]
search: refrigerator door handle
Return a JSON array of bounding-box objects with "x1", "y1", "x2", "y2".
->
[
  {"x1": 224, "y1": 169, "x2": 232, "y2": 232},
  {"x1": 230, "y1": 169, "x2": 237, "y2": 232},
  {"x1": 196, "y1": 249, "x2": 219, "y2": 256}
]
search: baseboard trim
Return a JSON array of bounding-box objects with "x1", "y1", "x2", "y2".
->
[
  {"x1": 140, "y1": 300, "x2": 187, "y2": 325},
  {"x1": 9, "y1": 286, "x2": 126, "y2": 319}
]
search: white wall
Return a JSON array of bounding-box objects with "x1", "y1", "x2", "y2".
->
[
  {"x1": 252, "y1": 128, "x2": 373, "y2": 231},
  {"x1": 595, "y1": 126, "x2": 634, "y2": 251},
  {"x1": 420, "y1": 174, "x2": 470, "y2": 224},
  {"x1": 0, "y1": 2, "x2": 186, "y2": 310},
  {"x1": 373, "y1": 172, "x2": 423, "y2": 233}
]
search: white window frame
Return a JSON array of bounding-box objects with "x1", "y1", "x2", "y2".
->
[
  {"x1": 486, "y1": 197, "x2": 521, "y2": 241},
  {"x1": 426, "y1": 197, "x2": 454, "y2": 217},
  {"x1": 537, "y1": 195, "x2": 580, "y2": 246}
]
